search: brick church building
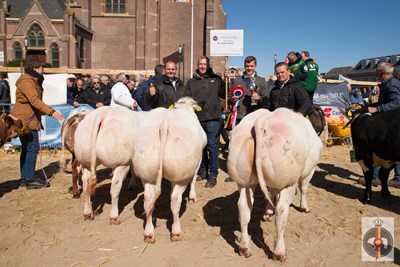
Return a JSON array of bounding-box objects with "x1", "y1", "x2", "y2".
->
[{"x1": 0, "y1": 0, "x2": 226, "y2": 81}]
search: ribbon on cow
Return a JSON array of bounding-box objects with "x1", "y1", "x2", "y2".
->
[
  {"x1": 229, "y1": 99, "x2": 240, "y2": 129},
  {"x1": 228, "y1": 85, "x2": 245, "y2": 129}
]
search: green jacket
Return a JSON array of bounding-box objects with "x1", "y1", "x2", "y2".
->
[
  {"x1": 303, "y1": 59, "x2": 319, "y2": 92},
  {"x1": 289, "y1": 59, "x2": 305, "y2": 75}
]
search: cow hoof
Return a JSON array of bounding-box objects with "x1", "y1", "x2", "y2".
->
[
  {"x1": 109, "y1": 218, "x2": 121, "y2": 225},
  {"x1": 300, "y1": 207, "x2": 310, "y2": 213},
  {"x1": 263, "y1": 214, "x2": 273, "y2": 222},
  {"x1": 238, "y1": 247, "x2": 251, "y2": 258},
  {"x1": 83, "y1": 213, "x2": 94, "y2": 221},
  {"x1": 272, "y1": 253, "x2": 286, "y2": 263},
  {"x1": 144, "y1": 235, "x2": 155, "y2": 244},
  {"x1": 188, "y1": 198, "x2": 197, "y2": 203},
  {"x1": 362, "y1": 196, "x2": 371, "y2": 204},
  {"x1": 170, "y1": 233, "x2": 182, "y2": 242}
]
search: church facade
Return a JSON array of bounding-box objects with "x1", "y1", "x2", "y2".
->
[{"x1": 0, "y1": 0, "x2": 226, "y2": 81}]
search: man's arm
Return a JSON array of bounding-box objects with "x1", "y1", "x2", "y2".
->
[{"x1": 294, "y1": 83, "x2": 312, "y2": 115}]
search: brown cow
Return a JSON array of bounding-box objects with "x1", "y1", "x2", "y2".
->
[
  {"x1": 0, "y1": 114, "x2": 27, "y2": 148},
  {"x1": 59, "y1": 110, "x2": 91, "y2": 198}
]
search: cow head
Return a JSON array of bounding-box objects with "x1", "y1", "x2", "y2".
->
[
  {"x1": 0, "y1": 114, "x2": 28, "y2": 147},
  {"x1": 173, "y1": 97, "x2": 203, "y2": 112}
]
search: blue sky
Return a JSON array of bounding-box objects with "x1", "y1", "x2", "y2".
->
[{"x1": 223, "y1": 0, "x2": 399, "y2": 77}]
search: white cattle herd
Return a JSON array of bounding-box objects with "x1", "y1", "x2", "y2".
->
[{"x1": 61, "y1": 97, "x2": 322, "y2": 262}]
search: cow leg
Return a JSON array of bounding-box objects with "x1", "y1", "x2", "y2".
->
[
  {"x1": 362, "y1": 169, "x2": 374, "y2": 204},
  {"x1": 81, "y1": 168, "x2": 94, "y2": 221},
  {"x1": 273, "y1": 185, "x2": 296, "y2": 263},
  {"x1": 143, "y1": 182, "x2": 161, "y2": 244},
  {"x1": 189, "y1": 161, "x2": 201, "y2": 202},
  {"x1": 170, "y1": 183, "x2": 188, "y2": 241},
  {"x1": 237, "y1": 186, "x2": 255, "y2": 258},
  {"x1": 264, "y1": 188, "x2": 278, "y2": 222},
  {"x1": 298, "y1": 169, "x2": 315, "y2": 213},
  {"x1": 69, "y1": 155, "x2": 81, "y2": 198},
  {"x1": 378, "y1": 167, "x2": 391, "y2": 202},
  {"x1": 109, "y1": 165, "x2": 130, "y2": 225}
]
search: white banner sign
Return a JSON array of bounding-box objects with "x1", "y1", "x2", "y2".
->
[
  {"x1": 8, "y1": 73, "x2": 67, "y2": 105},
  {"x1": 210, "y1": 29, "x2": 244, "y2": 56}
]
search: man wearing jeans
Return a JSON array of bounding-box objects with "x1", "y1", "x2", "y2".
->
[
  {"x1": 10, "y1": 60, "x2": 64, "y2": 189},
  {"x1": 367, "y1": 62, "x2": 400, "y2": 188},
  {"x1": 187, "y1": 56, "x2": 225, "y2": 188}
]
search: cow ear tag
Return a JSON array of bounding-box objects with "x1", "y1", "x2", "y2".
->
[
  {"x1": 168, "y1": 104, "x2": 175, "y2": 109},
  {"x1": 196, "y1": 105, "x2": 202, "y2": 112},
  {"x1": 347, "y1": 110, "x2": 353, "y2": 117}
]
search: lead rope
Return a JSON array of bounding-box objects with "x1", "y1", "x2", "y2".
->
[{"x1": 37, "y1": 121, "x2": 49, "y2": 186}]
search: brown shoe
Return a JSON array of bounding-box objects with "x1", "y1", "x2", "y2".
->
[
  {"x1": 371, "y1": 179, "x2": 381, "y2": 187},
  {"x1": 388, "y1": 179, "x2": 400, "y2": 189},
  {"x1": 358, "y1": 178, "x2": 366, "y2": 186}
]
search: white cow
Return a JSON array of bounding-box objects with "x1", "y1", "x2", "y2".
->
[
  {"x1": 227, "y1": 108, "x2": 322, "y2": 262},
  {"x1": 74, "y1": 106, "x2": 140, "y2": 224},
  {"x1": 131, "y1": 97, "x2": 207, "y2": 243}
]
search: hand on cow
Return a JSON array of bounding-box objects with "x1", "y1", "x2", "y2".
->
[
  {"x1": 96, "y1": 102, "x2": 104, "y2": 108},
  {"x1": 149, "y1": 83, "x2": 156, "y2": 96},
  {"x1": 52, "y1": 111, "x2": 64, "y2": 121},
  {"x1": 73, "y1": 101, "x2": 80, "y2": 107},
  {"x1": 368, "y1": 106, "x2": 378, "y2": 113},
  {"x1": 132, "y1": 101, "x2": 139, "y2": 109}
]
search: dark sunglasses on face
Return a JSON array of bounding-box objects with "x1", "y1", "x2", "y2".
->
[{"x1": 93, "y1": 81, "x2": 100, "y2": 84}]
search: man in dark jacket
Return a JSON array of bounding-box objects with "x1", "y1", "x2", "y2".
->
[
  {"x1": 0, "y1": 75, "x2": 11, "y2": 113},
  {"x1": 269, "y1": 62, "x2": 312, "y2": 116},
  {"x1": 134, "y1": 64, "x2": 164, "y2": 111},
  {"x1": 76, "y1": 76, "x2": 111, "y2": 109},
  {"x1": 187, "y1": 56, "x2": 225, "y2": 188},
  {"x1": 144, "y1": 61, "x2": 189, "y2": 109},
  {"x1": 366, "y1": 62, "x2": 400, "y2": 188}
]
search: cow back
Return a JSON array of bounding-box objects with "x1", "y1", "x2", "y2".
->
[
  {"x1": 351, "y1": 109, "x2": 400, "y2": 166},
  {"x1": 227, "y1": 109, "x2": 270, "y2": 187},
  {"x1": 254, "y1": 108, "x2": 322, "y2": 190}
]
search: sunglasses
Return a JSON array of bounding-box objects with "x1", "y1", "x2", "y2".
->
[{"x1": 92, "y1": 81, "x2": 100, "y2": 84}]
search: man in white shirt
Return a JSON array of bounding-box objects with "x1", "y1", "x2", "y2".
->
[{"x1": 110, "y1": 73, "x2": 139, "y2": 110}]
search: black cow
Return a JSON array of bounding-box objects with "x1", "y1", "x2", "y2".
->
[{"x1": 351, "y1": 108, "x2": 400, "y2": 203}]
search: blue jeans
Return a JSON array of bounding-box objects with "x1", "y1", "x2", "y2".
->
[
  {"x1": 395, "y1": 164, "x2": 400, "y2": 180},
  {"x1": 199, "y1": 120, "x2": 220, "y2": 179},
  {"x1": 19, "y1": 130, "x2": 39, "y2": 181},
  {"x1": 373, "y1": 165, "x2": 400, "y2": 180}
]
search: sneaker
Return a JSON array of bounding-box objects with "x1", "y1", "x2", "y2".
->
[
  {"x1": 19, "y1": 179, "x2": 26, "y2": 187},
  {"x1": 197, "y1": 172, "x2": 207, "y2": 181},
  {"x1": 26, "y1": 179, "x2": 49, "y2": 189},
  {"x1": 358, "y1": 178, "x2": 380, "y2": 187},
  {"x1": 205, "y1": 178, "x2": 217, "y2": 188},
  {"x1": 388, "y1": 179, "x2": 400, "y2": 189}
]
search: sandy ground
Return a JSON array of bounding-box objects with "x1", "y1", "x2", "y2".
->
[{"x1": 0, "y1": 144, "x2": 399, "y2": 267}]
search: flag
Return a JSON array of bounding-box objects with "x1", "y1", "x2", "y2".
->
[{"x1": 172, "y1": 0, "x2": 192, "y2": 4}]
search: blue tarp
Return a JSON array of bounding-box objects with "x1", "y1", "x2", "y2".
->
[{"x1": 11, "y1": 105, "x2": 94, "y2": 149}]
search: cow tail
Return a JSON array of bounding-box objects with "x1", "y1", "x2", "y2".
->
[
  {"x1": 59, "y1": 121, "x2": 67, "y2": 172},
  {"x1": 87, "y1": 112, "x2": 104, "y2": 196},
  {"x1": 147, "y1": 119, "x2": 168, "y2": 210},
  {"x1": 254, "y1": 119, "x2": 275, "y2": 209}
]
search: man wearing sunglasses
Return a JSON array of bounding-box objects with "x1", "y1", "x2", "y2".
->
[{"x1": 76, "y1": 76, "x2": 111, "y2": 109}]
